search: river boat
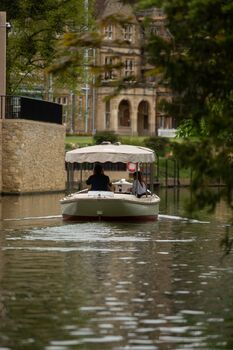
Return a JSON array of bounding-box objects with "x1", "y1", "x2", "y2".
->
[{"x1": 60, "y1": 143, "x2": 160, "y2": 221}]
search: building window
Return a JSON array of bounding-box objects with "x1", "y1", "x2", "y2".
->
[
  {"x1": 54, "y1": 96, "x2": 67, "y2": 105},
  {"x1": 158, "y1": 114, "x2": 174, "y2": 129},
  {"x1": 118, "y1": 100, "x2": 131, "y2": 127},
  {"x1": 138, "y1": 101, "x2": 149, "y2": 134},
  {"x1": 150, "y1": 25, "x2": 160, "y2": 36},
  {"x1": 78, "y1": 96, "x2": 83, "y2": 117},
  {"x1": 105, "y1": 101, "x2": 111, "y2": 129},
  {"x1": 140, "y1": 27, "x2": 145, "y2": 40},
  {"x1": 124, "y1": 59, "x2": 134, "y2": 77},
  {"x1": 123, "y1": 24, "x2": 133, "y2": 42},
  {"x1": 104, "y1": 56, "x2": 114, "y2": 80},
  {"x1": 104, "y1": 24, "x2": 113, "y2": 40},
  {"x1": 149, "y1": 25, "x2": 170, "y2": 39}
]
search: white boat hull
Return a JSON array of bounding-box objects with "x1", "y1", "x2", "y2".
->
[{"x1": 60, "y1": 191, "x2": 160, "y2": 222}]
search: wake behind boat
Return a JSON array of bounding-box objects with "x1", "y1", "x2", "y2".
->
[{"x1": 60, "y1": 143, "x2": 160, "y2": 222}]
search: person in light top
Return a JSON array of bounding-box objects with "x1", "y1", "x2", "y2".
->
[{"x1": 132, "y1": 171, "x2": 147, "y2": 198}]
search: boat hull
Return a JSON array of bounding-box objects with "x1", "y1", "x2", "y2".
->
[{"x1": 60, "y1": 191, "x2": 160, "y2": 222}]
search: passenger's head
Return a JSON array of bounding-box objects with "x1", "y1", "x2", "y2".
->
[
  {"x1": 94, "y1": 163, "x2": 103, "y2": 175},
  {"x1": 133, "y1": 171, "x2": 142, "y2": 181}
]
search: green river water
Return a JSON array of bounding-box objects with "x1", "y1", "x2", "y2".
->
[{"x1": 0, "y1": 188, "x2": 233, "y2": 350}]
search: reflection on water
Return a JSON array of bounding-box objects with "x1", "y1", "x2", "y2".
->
[
  {"x1": 0, "y1": 189, "x2": 233, "y2": 350},
  {"x1": 0, "y1": 193, "x2": 63, "y2": 230}
]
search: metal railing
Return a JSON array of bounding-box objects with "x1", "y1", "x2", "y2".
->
[{"x1": 0, "y1": 95, "x2": 63, "y2": 124}]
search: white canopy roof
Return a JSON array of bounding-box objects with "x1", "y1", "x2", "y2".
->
[{"x1": 65, "y1": 144, "x2": 155, "y2": 163}]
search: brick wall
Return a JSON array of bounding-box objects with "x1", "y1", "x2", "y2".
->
[{"x1": 1, "y1": 119, "x2": 66, "y2": 194}]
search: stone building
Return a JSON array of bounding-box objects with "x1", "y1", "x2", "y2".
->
[
  {"x1": 93, "y1": 0, "x2": 172, "y2": 136},
  {"x1": 55, "y1": 0, "x2": 175, "y2": 136}
]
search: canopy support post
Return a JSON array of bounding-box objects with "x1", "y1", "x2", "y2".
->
[
  {"x1": 66, "y1": 163, "x2": 74, "y2": 194},
  {"x1": 150, "y1": 163, "x2": 154, "y2": 193},
  {"x1": 66, "y1": 163, "x2": 70, "y2": 194}
]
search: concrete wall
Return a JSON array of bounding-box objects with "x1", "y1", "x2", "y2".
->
[{"x1": 1, "y1": 119, "x2": 66, "y2": 194}]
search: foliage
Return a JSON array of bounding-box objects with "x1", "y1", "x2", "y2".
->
[
  {"x1": 65, "y1": 143, "x2": 77, "y2": 151},
  {"x1": 175, "y1": 119, "x2": 208, "y2": 138},
  {"x1": 49, "y1": 8, "x2": 141, "y2": 97},
  {"x1": 2, "y1": 0, "x2": 95, "y2": 94},
  {"x1": 137, "y1": 0, "x2": 233, "y2": 213},
  {"x1": 144, "y1": 136, "x2": 170, "y2": 157},
  {"x1": 119, "y1": 136, "x2": 146, "y2": 146},
  {"x1": 93, "y1": 131, "x2": 119, "y2": 145}
]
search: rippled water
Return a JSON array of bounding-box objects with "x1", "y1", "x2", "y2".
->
[{"x1": 0, "y1": 189, "x2": 233, "y2": 350}]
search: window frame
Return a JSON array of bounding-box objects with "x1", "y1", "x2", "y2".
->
[
  {"x1": 104, "y1": 24, "x2": 113, "y2": 40},
  {"x1": 122, "y1": 24, "x2": 134, "y2": 42}
]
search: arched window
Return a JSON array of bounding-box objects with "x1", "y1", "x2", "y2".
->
[
  {"x1": 137, "y1": 100, "x2": 150, "y2": 135},
  {"x1": 118, "y1": 100, "x2": 131, "y2": 127}
]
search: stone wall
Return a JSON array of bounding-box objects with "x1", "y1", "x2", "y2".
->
[
  {"x1": 0, "y1": 120, "x2": 2, "y2": 193},
  {"x1": 1, "y1": 119, "x2": 66, "y2": 194},
  {"x1": 0, "y1": 12, "x2": 6, "y2": 98}
]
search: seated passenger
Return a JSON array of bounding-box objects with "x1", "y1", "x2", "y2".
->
[
  {"x1": 86, "y1": 164, "x2": 112, "y2": 191},
  {"x1": 132, "y1": 171, "x2": 147, "y2": 198}
]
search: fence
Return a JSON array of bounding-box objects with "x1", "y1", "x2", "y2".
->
[
  {"x1": 157, "y1": 157, "x2": 191, "y2": 187},
  {"x1": 0, "y1": 95, "x2": 63, "y2": 124}
]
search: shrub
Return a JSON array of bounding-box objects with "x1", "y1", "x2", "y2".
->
[
  {"x1": 119, "y1": 136, "x2": 146, "y2": 146},
  {"x1": 144, "y1": 136, "x2": 170, "y2": 156},
  {"x1": 65, "y1": 143, "x2": 78, "y2": 151},
  {"x1": 93, "y1": 131, "x2": 119, "y2": 145}
]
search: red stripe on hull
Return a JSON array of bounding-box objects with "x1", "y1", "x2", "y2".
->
[{"x1": 62, "y1": 214, "x2": 158, "y2": 222}]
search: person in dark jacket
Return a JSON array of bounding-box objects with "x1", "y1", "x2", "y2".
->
[{"x1": 86, "y1": 163, "x2": 111, "y2": 191}]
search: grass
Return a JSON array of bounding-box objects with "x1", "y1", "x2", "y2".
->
[
  {"x1": 65, "y1": 136, "x2": 93, "y2": 150},
  {"x1": 119, "y1": 136, "x2": 147, "y2": 146}
]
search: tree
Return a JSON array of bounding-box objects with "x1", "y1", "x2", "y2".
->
[
  {"x1": 2, "y1": 0, "x2": 94, "y2": 94},
  {"x1": 137, "y1": 0, "x2": 233, "y2": 214}
]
